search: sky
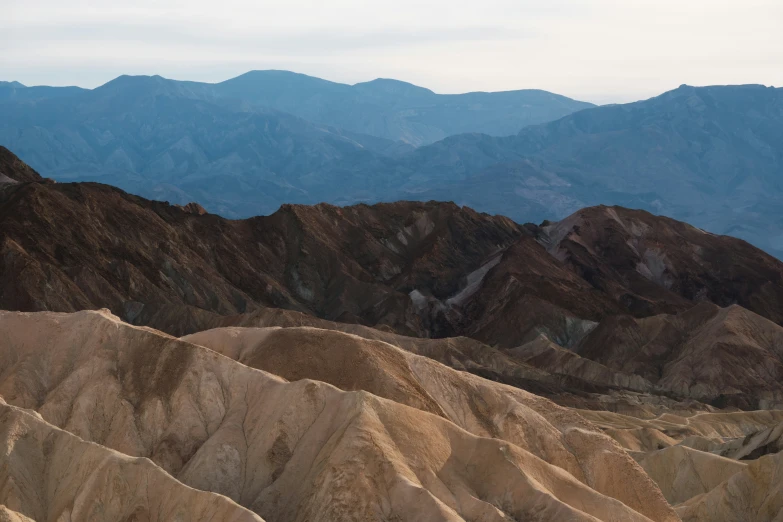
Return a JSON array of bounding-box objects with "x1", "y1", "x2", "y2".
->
[{"x1": 3, "y1": 0, "x2": 782, "y2": 104}]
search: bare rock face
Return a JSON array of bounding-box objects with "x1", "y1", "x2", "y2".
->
[
  {"x1": 0, "y1": 164, "x2": 523, "y2": 338},
  {"x1": 506, "y1": 334, "x2": 654, "y2": 393},
  {"x1": 0, "y1": 146, "x2": 44, "y2": 183},
  {"x1": 576, "y1": 302, "x2": 783, "y2": 409},
  {"x1": 676, "y1": 451, "x2": 783, "y2": 522},
  {"x1": 5, "y1": 147, "x2": 783, "y2": 520},
  {"x1": 713, "y1": 421, "x2": 783, "y2": 461},
  {"x1": 0, "y1": 401, "x2": 263, "y2": 522},
  {"x1": 157, "y1": 297, "x2": 783, "y2": 414},
  {"x1": 0, "y1": 506, "x2": 37, "y2": 522},
  {"x1": 637, "y1": 446, "x2": 748, "y2": 505},
  {"x1": 577, "y1": 407, "x2": 783, "y2": 520},
  {"x1": 176, "y1": 201, "x2": 209, "y2": 215},
  {"x1": 0, "y1": 310, "x2": 679, "y2": 522},
  {"x1": 536, "y1": 205, "x2": 783, "y2": 323}
]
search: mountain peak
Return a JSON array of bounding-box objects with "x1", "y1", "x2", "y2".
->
[
  {"x1": 99, "y1": 74, "x2": 168, "y2": 88},
  {"x1": 92, "y1": 74, "x2": 214, "y2": 102},
  {"x1": 353, "y1": 77, "x2": 435, "y2": 97}
]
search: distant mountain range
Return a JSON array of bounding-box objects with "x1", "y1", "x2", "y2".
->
[
  {"x1": 402, "y1": 84, "x2": 783, "y2": 255},
  {"x1": 0, "y1": 80, "x2": 87, "y2": 102},
  {"x1": 1, "y1": 73, "x2": 782, "y2": 257},
  {"x1": 0, "y1": 71, "x2": 592, "y2": 146},
  {"x1": 215, "y1": 70, "x2": 595, "y2": 145}
]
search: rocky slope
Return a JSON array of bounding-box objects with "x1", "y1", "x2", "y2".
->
[
  {"x1": 3, "y1": 308, "x2": 783, "y2": 520},
  {"x1": 0, "y1": 177, "x2": 522, "y2": 337},
  {"x1": 574, "y1": 407, "x2": 783, "y2": 518},
  {"x1": 676, "y1": 451, "x2": 783, "y2": 522},
  {"x1": 5, "y1": 148, "x2": 783, "y2": 412},
  {"x1": 536, "y1": 205, "x2": 783, "y2": 322},
  {"x1": 0, "y1": 309, "x2": 679, "y2": 522},
  {"x1": 5, "y1": 147, "x2": 783, "y2": 519},
  {"x1": 576, "y1": 303, "x2": 783, "y2": 409},
  {"x1": 4, "y1": 148, "x2": 783, "y2": 342},
  {"x1": 0, "y1": 401, "x2": 263, "y2": 522},
  {"x1": 0, "y1": 146, "x2": 44, "y2": 184}
]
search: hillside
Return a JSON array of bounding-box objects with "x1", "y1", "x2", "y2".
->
[
  {"x1": 403, "y1": 84, "x2": 783, "y2": 256},
  {"x1": 4, "y1": 149, "x2": 783, "y2": 410},
  {"x1": 0, "y1": 75, "x2": 414, "y2": 217},
  {"x1": 3, "y1": 150, "x2": 783, "y2": 342},
  {"x1": 4, "y1": 147, "x2": 783, "y2": 519},
  {"x1": 0, "y1": 309, "x2": 678, "y2": 522},
  {"x1": 0, "y1": 71, "x2": 591, "y2": 216}
]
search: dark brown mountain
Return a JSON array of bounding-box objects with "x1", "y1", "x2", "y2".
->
[
  {"x1": 0, "y1": 145, "x2": 44, "y2": 183},
  {"x1": 576, "y1": 302, "x2": 783, "y2": 409},
  {"x1": 0, "y1": 152, "x2": 523, "y2": 337},
  {"x1": 535, "y1": 205, "x2": 783, "y2": 323},
  {"x1": 3, "y1": 147, "x2": 783, "y2": 352}
]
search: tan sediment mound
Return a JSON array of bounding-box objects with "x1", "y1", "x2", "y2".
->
[
  {"x1": 605, "y1": 427, "x2": 681, "y2": 454},
  {"x1": 0, "y1": 401, "x2": 263, "y2": 522},
  {"x1": 186, "y1": 326, "x2": 449, "y2": 417},
  {"x1": 637, "y1": 446, "x2": 747, "y2": 505},
  {"x1": 0, "y1": 506, "x2": 35, "y2": 522},
  {"x1": 183, "y1": 324, "x2": 678, "y2": 522},
  {"x1": 0, "y1": 310, "x2": 678, "y2": 522},
  {"x1": 713, "y1": 421, "x2": 783, "y2": 460},
  {"x1": 676, "y1": 452, "x2": 783, "y2": 522},
  {"x1": 506, "y1": 334, "x2": 653, "y2": 393},
  {"x1": 174, "y1": 304, "x2": 624, "y2": 400},
  {"x1": 204, "y1": 306, "x2": 530, "y2": 374},
  {"x1": 578, "y1": 409, "x2": 783, "y2": 453}
]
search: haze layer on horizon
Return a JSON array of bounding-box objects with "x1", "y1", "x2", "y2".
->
[{"x1": 3, "y1": 0, "x2": 782, "y2": 104}]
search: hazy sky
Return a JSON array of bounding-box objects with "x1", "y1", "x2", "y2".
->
[{"x1": 3, "y1": 0, "x2": 782, "y2": 103}]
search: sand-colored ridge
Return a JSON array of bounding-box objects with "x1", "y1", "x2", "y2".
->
[
  {"x1": 637, "y1": 445, "x2": 747, "y2": 505},
  {"x1": 0, "y1": 400, "x2": 264, "y2": 522},
  {"x1": 181, "y1": 324, "x2": 679, "y2": 522},
  {"x1": 578, "y1": 408, "x2": 783, "y2": 453},
  {"x1": 0, "y1": 309, "x2": 679, "y2": 522},
  {"x1": 676, "y1": 451, "x2": 783, "y2": 521},
  {"x1": 0, "y1": 506, "x2": 36, "y2": 522}
]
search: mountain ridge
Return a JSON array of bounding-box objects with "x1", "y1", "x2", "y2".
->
[
  {"x1": 5, "y1": 76, "x2": 782, "y2": 258},
  {"x1": 4, "y1": 145, "x2": 783, "y2": 519}
]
